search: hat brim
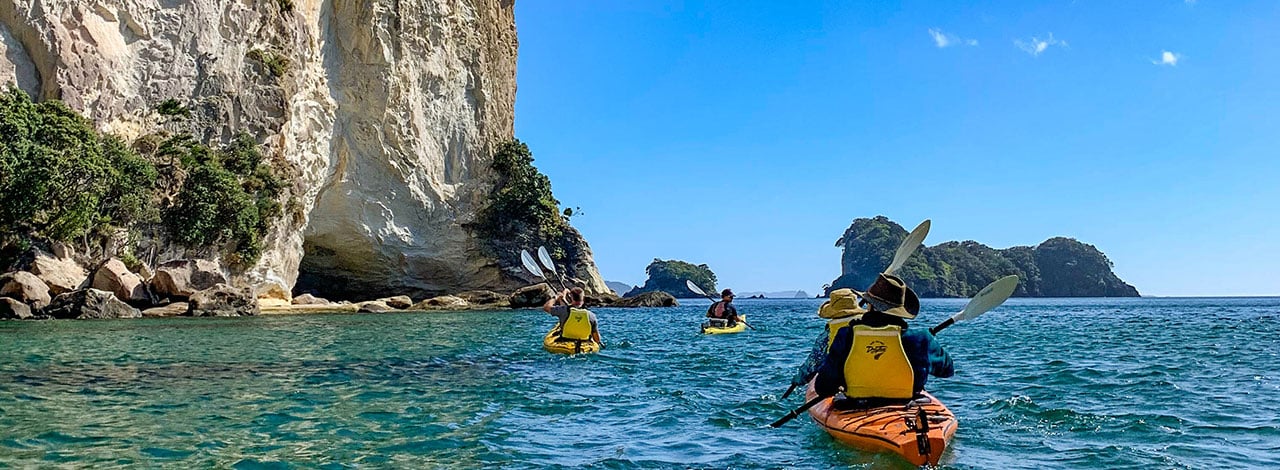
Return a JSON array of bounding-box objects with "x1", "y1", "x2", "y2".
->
[{"x1": 859, "y1": 288, "x2": 920, "y2": 319}]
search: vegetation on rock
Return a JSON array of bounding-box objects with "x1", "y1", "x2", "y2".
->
[
  {"x1": 0, "y1": 87, "x2": 286, "y2": 268},
  {"x1": 624, "y1": 259, "x2": 717, "y2": 298},
  {"x1": 475, "y1": 140, "x2": 587, "y2": 281},
  {"x1": 829, "y1": 216, "x2": 1140, "y2": 297}
]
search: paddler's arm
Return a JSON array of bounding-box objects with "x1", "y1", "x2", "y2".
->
[
  {"x1": 791, "y1": 331, "x2": 830, "y2": 388},
  {"x1": 922, "y1": 330, "x2": 954, "y2": 378},
  {"x1": 814, "y1": 327, "x2": 852, "y2": 397},
  {"x1": 543, "y1": 289, "x2": 569, "y2": 314}
]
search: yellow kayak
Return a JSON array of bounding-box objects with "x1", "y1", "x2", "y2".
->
[
  {"x1": 542, "y1": 326, "x2": 600, "y2": 355},
  {"x1": 701, "y1": 315, "x2": 747, "y2": 334}
]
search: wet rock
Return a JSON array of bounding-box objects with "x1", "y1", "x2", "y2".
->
[
  {"x1": 29, "y1": 250, "x2": 88, "y2": 295},
  {"x1": 1, "y1": 271, "x2": 52, "y2": 309},
  {"x1": 188, "y1": 284, "x2": 258, "y2": 317},
  {"x1": 583, "y1": 292, "x2": 621, "y2": 308},
  {"x1": 378, "y1": 295, "x2": 413, "y2": 309},
  {"x1": 151, "y1": 259, "x2": 227, "y2": 299},
  {"x1": 410, "y1": 295, "x2": 469, "y2": 310},
  {"x1": 91, "y1": 258, "x2": 148, "y2": 304},
  {"x1": 456, "y1": 290, "x2": 508, "y2": 306},
  {"x1": 613, "y1": 291, "x2": 679, "y2": 308},
  {"x1": 0, "y1": 297, "x2": 33, "y2": 319},
  {"x1": 509, "y1": 283, "x2": 555, "y2": 308},
  {"x1": 292, "y1": 294, "x2": 331, "y2": 305},
  {"x1": 357, "y1": 301, "x2": 395, "y2": 313},
  {"x1": 45, "y1": 289, "x2": 142, "y2": 319},
  {"x1": 142, "y1": 302, "x2": 189, "y2": 318}
]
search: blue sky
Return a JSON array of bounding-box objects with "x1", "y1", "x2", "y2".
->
[{"x1": 512, "y1": 1, "x2": 1280, "y2": 297}]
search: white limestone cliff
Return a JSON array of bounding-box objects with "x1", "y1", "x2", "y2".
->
[{"x1": 0, "y1": 0, "x2": 608, "y2": 300}]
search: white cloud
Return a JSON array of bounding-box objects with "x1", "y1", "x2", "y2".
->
[
  {"x1": 1014, "y1": 33, "x2": 1067, "y2": 57},
  {"x1": 928, "y1": 28, "x2": 979, "y2": 48},
  {"x1": 1153, "y1": 50, "x2": 1181, "y2": 66}
]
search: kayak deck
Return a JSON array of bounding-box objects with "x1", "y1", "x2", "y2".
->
[
  {"x1": 806, "y1": 384, "x2": 957, "y2": 466},
  {"x1": 542, "y1": 326, "x2": 600, "y2": 355},
  {"x1": 701, "y1": 315, "x2": 747, "y2": 334}
]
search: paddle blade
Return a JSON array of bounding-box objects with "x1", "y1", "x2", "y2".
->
[
  {"x1": 954, "y1": 275, "x2": 1019, "y2": 322},
  {"x1": 536, "y1": 246, "x2": 558, "y2": 273},
  {"x1": 520, "y1": 250, "x2": 545, "y2": 278},
  {"x1": 886, "y1": 219, "x2": 930, "y2": 275},
  {"x1": 686, "y1": 280, "x2": 708, "y2": 297}
]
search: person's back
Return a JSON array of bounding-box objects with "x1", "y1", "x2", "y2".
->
[
  {"x1": 543, "y1": 287, "x2": 602, "y2": 344},
  {"x1": 705, "y1": 289, "x2": 739, "y2": 326},
  {"x1": 813, "y1": 274, "x2": 953, "y2": 404}
]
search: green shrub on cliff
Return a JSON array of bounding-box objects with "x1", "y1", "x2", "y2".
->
[
  {"x1": 161, "y1": 133, "x2": 282, "y2": 265},
  {"x1": 476, "y1": 140, "x2": 578, "y2": 259},
  {"x1": 625, "y1": 259, "x2": 718, "y2": 298},
  {"x1": 0, "y1": 87, "x2": 157, "y2": 244}
]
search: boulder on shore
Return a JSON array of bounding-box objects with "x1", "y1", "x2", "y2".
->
[
  {"x1": 357, "y1": 301, "x2": 395, "y2": 313},
  {"x1": 91, "y1": 258, "x2": 149, "y2": 304},
  {"x1": 187, "y1": 284, "x2": 258, "y2": 317},
  {"x1": 613, "y1": 291, "x2": 679, "y2": 308},
  {"x1": 0, "y1": 297, "x2": 33, "y2": 319},
  {"x1": 151, "y1": 259, "x2": 227, "y2": 299},
  {"x1": 45, "y1": 289, "x2": 142, "y2": 319},
  {"x1": 142, "y1": 302, "x2": 189, "y2": 317},
  {"x1": 509, "y1": 283, "x2": 554, "y2": 309},
  {"x1": 455, "y1": 290, "x2": 508, "y2": 307},
  {"x1": 410, "y1": 295, "x2": 469, "y2": 310},
  {"x1": 292, "y1": 294, "x2": 331, "y2": 305},
  {"x1": 1, "y1": 271, "x2": 52, "y2": 309},
  {"x1": 583, "y1": 292, "x2": 621, "y2": 308},
  {"x1": 29, "y1": 250, "x2": 88, "y2": 295},
  {"x1": 377, "y1": 295, "x2": 413, "y2": 309}
]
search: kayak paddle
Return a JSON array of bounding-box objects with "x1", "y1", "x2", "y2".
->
[
  {"x1": 771, "y1": 275, "x2": 1019, "y2": 428},
  {"x1": 687, "y1": 280, "x2": 755, "y2": 330},
  {"x1": 521, "y1": 249, "x2": 566, "y2": 291},
  {"x1": 929, "y1": 275, "x2": 1019, "y2": 335},
  {"x1": 536, "y1": 246, "x2": 573, "y2": 290},
  {"x1": 886, "y1": 219, "x2": 930, "y2": 275}
]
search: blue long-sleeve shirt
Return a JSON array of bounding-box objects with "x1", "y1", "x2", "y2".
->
[{"x1": 815, "y1": 325, "x2": 954, "y2": 398}]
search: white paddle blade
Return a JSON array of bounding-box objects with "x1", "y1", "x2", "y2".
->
[
  {"x1": 955, "y1": 275, "x2": 1019, "y2": 322},
  {"x1": 536, "y1": 246, "x2": 558, "y2": 273},
  {"x1": 886, "y1": 219, "x2": 930, "y2": 275},
  {"x1": 686, "y1": 280, "x2": 708, "y2": 297},
  {"x1": 520, "y1": 250, "x2": 545, "y2": 278}
]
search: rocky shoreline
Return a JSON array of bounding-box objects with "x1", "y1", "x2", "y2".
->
[{"x1": 1, "y1": 247, "x2": 678, "y2": 321}]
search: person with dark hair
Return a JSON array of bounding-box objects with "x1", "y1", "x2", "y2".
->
[
  {"x1": 543, "y1": 287, "x2": 601, "y2": 344},
  {"x1": 705, "y1": 288, "x2": 741, "y2": 328}
]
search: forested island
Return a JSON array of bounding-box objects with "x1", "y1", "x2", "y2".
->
[{"x1": 828, "y1": 216, "x2": 1140, "y2": 298}]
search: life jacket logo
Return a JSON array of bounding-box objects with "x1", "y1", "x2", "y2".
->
[{"x1": 866, "y1": 340, "x2": 887, "y2": 359}]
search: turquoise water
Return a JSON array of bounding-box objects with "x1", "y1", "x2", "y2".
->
[{"x1": 2, "y1": 297, "x2": 1278, "y2": 468}]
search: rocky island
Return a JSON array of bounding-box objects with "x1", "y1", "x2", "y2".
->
[{"x1": 828, "y1": 216, "x2": 1140, "y2": 298}]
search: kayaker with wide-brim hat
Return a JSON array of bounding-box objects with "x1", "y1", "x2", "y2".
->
[{"x1": 814, "y1": 273, "x2": 954, "y2": 406}]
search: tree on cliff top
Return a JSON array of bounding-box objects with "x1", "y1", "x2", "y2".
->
[{"x1": 624, "y1": 259, "x2": 717, "y2": 298}]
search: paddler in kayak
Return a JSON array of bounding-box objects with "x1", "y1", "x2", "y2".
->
[
  {"x1": 543, "y1": 287, "x2": 602, "y2": 345},
  {"x1": 704, "y1": 288, "x2": 741, "y2": 329},
  {"x1": 813, "y1": 273, "x2": 953, "y2": 407}
]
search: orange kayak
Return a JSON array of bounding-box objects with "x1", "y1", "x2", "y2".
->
[{"x1": 806, "y1": 384, "x2": 957, "y2": 466}]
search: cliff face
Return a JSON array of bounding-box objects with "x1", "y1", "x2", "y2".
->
[
  {"x1": 0, "y1": 0, "x2": 608, "y2": 299},
  {"x1": 829, "y1": 217, "x2": 1140, "y2": 298}
]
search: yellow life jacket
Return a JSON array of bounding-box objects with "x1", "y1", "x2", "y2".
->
[
  {"x1": 561, "y1": 308, "x2": 593, "y2": 341},
  {"x1": 825, "y1": 314, "x2": 863, "y2": 350},
  {"x1": 842, "y1": 324, "x2": 914, "y2": 399}
]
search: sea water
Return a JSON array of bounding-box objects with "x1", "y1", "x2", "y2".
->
[{"x1": 2, "y1": 297, "x2": 1278, "y2": 468}]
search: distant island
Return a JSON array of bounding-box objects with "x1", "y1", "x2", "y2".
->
[
  {"x1": 605, "y1": 281, "x2": 635, "y2": 296},
  {"x1": 624, "y1": 259, "x2": 717, "y2": 298},
  {"x1": 828, "y1": 216, "x2": 1140, "y2": 298},
  {"x1": 736, "y1": 290, "x2": 811, "y2": 298}
]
